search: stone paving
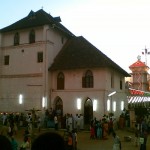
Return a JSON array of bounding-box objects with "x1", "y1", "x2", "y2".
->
[
  {"x1": 76, "y1": 129, "x2": 149, "y2": 150},
  {"x1": 14, "y1": 127, "x2": 150, "y2": 150}
]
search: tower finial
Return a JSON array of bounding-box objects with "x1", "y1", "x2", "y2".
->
[
  {"x1": 137, "y1": 55, "x2": 141, "y2": 61},
  {"x1": 142, "y1": 46, "x2": 150, "y2": 65}
]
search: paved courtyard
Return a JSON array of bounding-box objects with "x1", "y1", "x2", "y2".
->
[
  {"x1": 15, "y1": 127, "x2": 149, "y2": 150},
  {"x1": 76, "y1": 129, "x2": 150, "y2": 150}
]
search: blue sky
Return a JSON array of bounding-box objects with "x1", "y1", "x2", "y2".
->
[{"x1": 1, "y1": 0, "x2": 150, "y2": 72}]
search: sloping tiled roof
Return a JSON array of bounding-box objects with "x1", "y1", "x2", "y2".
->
[
  {"x1": 129, "y1": 60, "x2": 147, "y2": 68},
  {"x1": 49, "y1": 36, "x2": 130, "y2": 77},
  {"x1": 0, "y1": 9, "x2": 74, "y2": 36}
]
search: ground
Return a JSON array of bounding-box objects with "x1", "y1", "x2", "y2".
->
[{"x1": 13, "y1": 127, "x2": 150, "y2": 150}]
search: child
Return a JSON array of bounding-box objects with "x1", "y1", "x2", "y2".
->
[
  {"x1": 112, "y1": 132, "x2": 121, "y2": 150},
  {"x1": 20, "y1": 136, "x2": 30, "y2": 150},
  {"x1": 63, "y1": 126, "x2": 70, "y2": 149},
  {"x1": 67, "y1": 132, "x2": 73, "y2": 150},
  {"x1": 134, "y1": 124, "x2": 139, "y2": 147},
  {"x1": 72, "y1": 129, "x2": 77, "y2": 150},
  {"x1": 10, "y1": 135, "x2": 18, "y2": 150},
  {"x1": 90, "y1": 124, "x2": 95, "y2": 139},
  {"x1": 97, "y1": 122, "x2": 102, "y2": 139}
]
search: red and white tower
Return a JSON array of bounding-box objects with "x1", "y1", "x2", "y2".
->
[{"x1": 129, "y1": 55, "x2": 149, "y2": 91}]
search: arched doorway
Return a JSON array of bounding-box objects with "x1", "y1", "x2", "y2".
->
[
  {"x1": 54, "y1": 97, "x2": 64, "y2": 128},
  {"x1": 54, "y1": 97, "x2": 63, "y2": 116},
  {"x1": 84, "y1": 98, "x2": 93, "y2": 129}
]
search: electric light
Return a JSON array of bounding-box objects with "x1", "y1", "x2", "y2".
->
[
  {"x1": 121, "y1": 101, "x2": 124, "y2": 111},
  {"x1": 42, "y1": 97, "x2": 47, "y2": 108},
  {"x1": 113, "y1": 101, "x2": 116, "y2": 112},
  {"x1": 93, "y1": 99, "x2": 97, "y2": 111},
  {"x1": 107, "y1": 99, "x2": 110, "y2": 111},
  {"x1": 19, "y1": 94, "x2": 23, "y2": 104},
  {"x1": 77, "y1": 98, "x2": 81, "y2": 110},
  {"x1": 108, "y1": 91, "x2": 116, "y2": 97}
]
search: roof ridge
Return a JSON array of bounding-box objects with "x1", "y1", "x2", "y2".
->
[
  {"x1": 129, "y1": 60, "x2": 147, "y2": 68},
  {"x1": 49, "y1": 36, "x2": 130, "y2": 76},
  {"x1": 0, "y1": 9, "x2": 74, "y2": 36}
]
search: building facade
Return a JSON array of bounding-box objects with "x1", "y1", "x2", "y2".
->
[
  {"x1": 127, "y1": 56, "x2": 150, "y2": 117},
  {"x1": 0, "y1": 9, "x2": 130, "y2": 125}
]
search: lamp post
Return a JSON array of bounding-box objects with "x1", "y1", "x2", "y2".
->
[
  {"x1": 142, "y1": 47, "x2": 150, "y2": 65},
  {"x1": 108, "y1": 91, "x2": 116, "y2": 113}
]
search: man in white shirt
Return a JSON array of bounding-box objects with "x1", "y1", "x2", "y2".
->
[{"x1": 54, "y1": 115, "x2": 58, "y2": 130}]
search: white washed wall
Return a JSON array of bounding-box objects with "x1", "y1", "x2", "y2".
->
[
  {"x1": 50, "y1": 68, "x2": 127, "y2": 119},
  {"x1": 0, "y1": 25, "x2": 69, "y2": 112}
]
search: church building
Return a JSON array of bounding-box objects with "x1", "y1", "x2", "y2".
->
[{"x1": 0, "y1": 9, "x2": 130, "y2": 126}]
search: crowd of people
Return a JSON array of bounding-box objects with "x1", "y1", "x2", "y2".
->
[
  {"x1": 0, "y1": 112, "x2": 33, "y2": 150},
  {"x1": 0, "y1": 108, "x2": 149, "y2": 150},
  {"x1": 0, "y1": 109, "x2": 81, "y2": 150},
  {"x1": 0, "y1": 131, "x2": 66, "y2": 150},
  {"x1": 0, "y1": 109, "x2": 122, "y2": 150},
  {"x1": 44, "y1": 108, "x2": 84, "y2": 131},
  {"x1": 133, "y1": 116, "x2": 150, "y2": 150},
  {"x1": 89, "y1": 114, "x2": 116, "y2": 140}
]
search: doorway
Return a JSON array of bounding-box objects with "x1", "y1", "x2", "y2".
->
[{"x1": 84, "y1": 98, "x2": 93, "y2": 128}]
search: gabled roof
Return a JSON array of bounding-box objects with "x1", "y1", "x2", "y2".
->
[
  {"x1": 129, "y1": 60, "x2": 147, "y2": 68},
  {"x1": 0, "y1": 9, "x2": 74, "y2": 36},
  {"x1": 49, "y1": 36, "x2": 130, "y2": 77}
]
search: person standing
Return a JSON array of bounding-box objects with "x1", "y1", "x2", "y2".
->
[
  {"x1": 74, "y1": 114, "x2": 78, "y2": 130},
  {"x1": 93, "y1": 117, "x2": 98, "y2": 139},
  {"x1": 112, "y1": 132, "x2": 121, "y2": 150},
  {"x1": 63, "y1": 126, "x2": 70, "y2": 149},
  {"x1": 140, "y1": 129, "x2": 148, "y2": 150},
  {"x1": 2, "y1": 113, "x2": 7, "y2": 125},
  {"x1": 76, "y1": 115, "x2": 81, "y2": 132},
  {"x1": 67, "y1": 132, "x2": 73, "y2": 150},
  {"x1": 54, "y1": 115, "x2": 58, "y2": 130},
  {"x1": 13, "y1": 122, "x2": 18, "y2": 135},
  {"x1": 80, "y1": 114, "x2": 84, "y2": 130},
  {"x1": 97, "y1": 121, "x2": 102, "y2": 139},
  {"x1": 90, "y1": 124, "x2": 95, "y2": 139},
  {"x1": 68, "y1": 114, "x2": 73, "y2": 132},
  {"x1": 103, "y1": 121, "x2": 108, "y2": 140},
  {"x1": 20, "y1": 136, "x2": 30, "y2": 150},
  {"x1": 1, "y1": 121, "x2": 9, "y2": 137},
  {"x1": 10, "y1": 135, "x2": 18, "y2": 150},
  {"x1": 72, "y1": 129, "x2": 77, "y2": 150},
  {"x1": 37, "y1": 116, "x2": 41, "y2": 132},
  {"x1": 108, "y1": 118, "x2": 114, "y2": 135},
  {"x1": 134, "y1": 124, "x2": 139, "y2": 147}
]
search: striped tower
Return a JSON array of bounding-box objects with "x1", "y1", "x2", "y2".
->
[{"x1": 129, "y1": 55, "x2": 149, "y2": 91}]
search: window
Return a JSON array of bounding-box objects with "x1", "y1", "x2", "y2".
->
[
  {"x1": 4, "y1": 55, "x2": 9, "y2": 65},
  {"x1": 29, "y1": 29, "x2": 35, "y2": 43},
  {"x1": 82, "y1": 70, "x2": 93, "y2": 88},
  {"x1": 37, "y1": 52, "x2": 43, "y2": 63},
  {"x1": 14, "y1": 32, "x2": 20, "y2": 45},
  {"x1": 57, "y1": 72, "x2": 64, "y2": 90}
]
